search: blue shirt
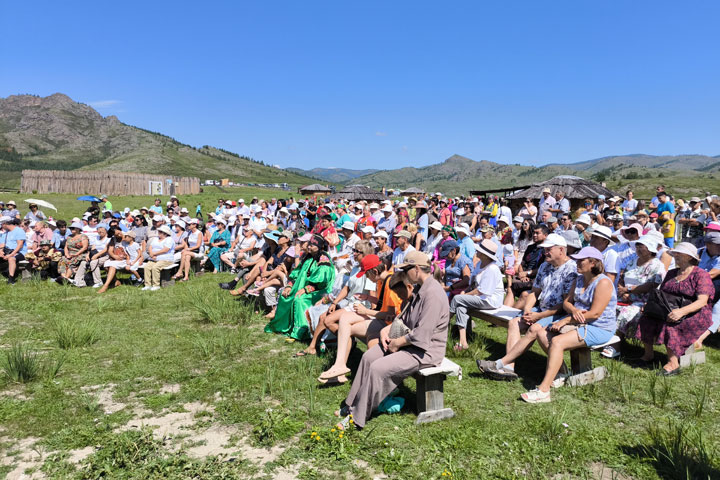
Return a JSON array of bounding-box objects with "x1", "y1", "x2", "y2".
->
[
  {"x1": 656, "y1": 201, "x2": 675, "y2": 215},
  {"x1": 2, "y1": 227, "x2": 28, "y2": 255},
  {"x1": 444, "y1": 254, "x2": 472, "y2": 287},
  {"x1": 699, "y1": 248, "x2": 720, "y2": 272},
  {"x1": 52, "y1": 229, "x2": 70, "y2": 249},
  {"x1": 150, "y1": 205, "x2": 163, "y2": 214},
  {"x1": 574, "y1": 274, "x2": 617, "y2": 332},
  {"x1": 459, "y1": 235, "x2": 476, "y2": 260}
]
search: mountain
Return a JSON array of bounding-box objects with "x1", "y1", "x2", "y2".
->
[
  {"x1": 0, "y1": 93, "x2": 317, "y2": 188},
  {"x1": 285, "y1": 167, "x2": 380, "y2": 183},
  {"x1": 552, "y1": 154, "x2": 720, "y2": 173},
  {"x1": 352, "y1": 154, "x2": 574, "y2": 193},
  {"x1": 351, "y1": 153, "x2": 720, "y2": 197}
]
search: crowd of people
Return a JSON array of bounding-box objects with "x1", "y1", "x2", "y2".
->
[{"x1": 2, "y1": 185, "x2": 719, "y2": 429}]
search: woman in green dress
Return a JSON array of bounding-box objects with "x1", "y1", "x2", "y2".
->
[{"x1": 265, "y1": 234, "x2": 336, "y2": 340}]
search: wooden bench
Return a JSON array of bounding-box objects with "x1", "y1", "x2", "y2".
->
[
  {"x1": 17, "y1": 260, "x2": 32, "y2": 281},
  {"x1": 468, "y1": 307, "x2": 619, "y2": 386},
  {"x1": 414, "y1": 357, "x2": 461, "y2": 424}
]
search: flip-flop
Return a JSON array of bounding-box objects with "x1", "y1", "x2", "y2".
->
[
  {"x1": 319, "y1": 367, "x2": 351, "y2": 380},
  {"x1": 293, "y1": 350, "x2": 315, "y2": 358},
  {"x1": 318, "y1": 375, "x2": 348, "y2": 385}
]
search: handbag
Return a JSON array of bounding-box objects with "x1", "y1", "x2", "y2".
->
[
  {"x1": 643, "y1": 288, "x2": 693, "y2": 323},
  {"x1": 389, "y1": 317, "x2": 410, "y2": 339}
]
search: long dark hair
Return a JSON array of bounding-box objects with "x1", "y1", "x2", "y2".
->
[{"x1": 518, "y1": 219, "x2": 536, "y2": 242}]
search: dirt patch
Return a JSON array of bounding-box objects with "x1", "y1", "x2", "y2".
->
[
  {"x1": 120, "y1": 401, "x2": 210, "y2": 438},
  {"x1": 160, "y1": 383, "x2": 181, "y2": 394},
  {"x1": 0, "y1": 436, "x2": 46, "y2": 480},
  {"x1": 588, "y1": 462, "x2": 634, "y2": 480}
]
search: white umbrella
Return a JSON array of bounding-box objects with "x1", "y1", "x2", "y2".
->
[{"x1": 24, "y1": 199, "x2": 57, "y2": 212}]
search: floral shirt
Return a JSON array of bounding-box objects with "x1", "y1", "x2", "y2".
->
[
  {"x1": 622, "y1": 257, "x2": 666, "y2": 303},
  {"x1": 533, "y1": 258, "x2": 577, "y2": 311}
]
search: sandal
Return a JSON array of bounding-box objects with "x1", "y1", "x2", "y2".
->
[
  {"x1": 601, "y1": 346, "x2": 620, "y2": 359},
  {"x1": 293, "y1": 350, "x2": 315, "y2": 358},
  {"x1": 319, "y1": 366, "x2": 351, "y2": 380},
  {"x1": 318, "y1": 375, "x2": 348, "y2": 385},
  {"x1": 336, "y1": 415, "x2": 351, "y2": 431}
]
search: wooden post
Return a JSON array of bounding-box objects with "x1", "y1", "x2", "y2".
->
[
  {"x1": 416, "y1": 374, "x2": 445, "y2": 413},
  {"x1": 570, "y1": 348, "x2": 592, "y2": 374}
]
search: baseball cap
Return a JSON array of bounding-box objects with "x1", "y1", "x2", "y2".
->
[
  {"x1": 705, "y1": 231, "x2": 720, "y2": 245},
  {"x1": 513, "y1": 215, "x2": 524, "y2": 223},
  {"x1": 438, "y1": 240, "x2": 459, "y2": 259},
  {"x1": 498, "y1": 216, "x2": 511, "y2": 225},
  {"x1": 381, "y1": 205, "x2": 393, "y2": 213},
  {"x1": 539, "y1": 233, "x2": 567, "y2": 248},
  {"x1": 576, "y1": 214, "x2": 592, "y2": 226},
  {"x1": 397, "y1": 250, "x2": 432, "y2": 270},
  {"x1": 571, "y1": 246, "x2": 604, "y2": 261},
  {"x1": 70, "y1": 221, "x2": 83, "y2": 230},
  {"x1": 356, "y1": 254, "x2": 381, "y2": 278},
  {"x1": 394, "y1": 230, "x2": 411, "y2": 239},
  {"x1": 373, "y1": 230, "x2": 389, "y2": 239},
  {"x1": 341, "y1": 221, "x2": 355, "y2": 231},
  {"x1": 542, "y1": 188, "x2": 551, "y2": 194}
]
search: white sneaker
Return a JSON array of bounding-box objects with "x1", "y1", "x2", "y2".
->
[
  {"x1": 92, "y1": 283, "x2": 103, "y2": 288},
  {"x1": 150, "y1": 286, "x2": 161, "y2": 291},
  {"x1": 552, "y1": 373, "x2": 569, "y2": 388},
  {"x1": 521, "y1": 388, "x2": 551, "y2": 404},
  {"x1": 141, "y1": 286, "x2": 152, "y2": 291}
]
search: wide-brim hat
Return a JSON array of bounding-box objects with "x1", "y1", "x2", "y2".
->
[
  {"x1": 591, "y1": 225, "x2": 615, "y2": 245},
  {"x1": 475, "y1": 239, "x2": 498, "y2": 259},
  {"x1": 670, "y1": 242, "x2": 700, "y2": 261},
  {"x1": 157, "y1": 225, "x2": 173, "y2": 236}
]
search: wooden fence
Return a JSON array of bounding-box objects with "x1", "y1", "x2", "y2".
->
[{"x1": 20, "y1": 170, "x2": 200, "y2": 196}]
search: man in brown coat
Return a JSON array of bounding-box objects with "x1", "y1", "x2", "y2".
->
[{"x1": 339, "y1": 251, "x2": 450, "y2": 429}]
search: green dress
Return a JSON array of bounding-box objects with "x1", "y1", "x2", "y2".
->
[{"x1": 264, "y1": 253, "x2": 335, "y2": 340}]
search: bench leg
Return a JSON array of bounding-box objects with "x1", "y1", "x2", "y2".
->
[
  {"x1": 160, "y1": 267, "x2": 176, "y2": 288},
  {"x1": 568, "y1": 347, "x2": 607, "y2": 387},
  {"x1": 570, "y1": 348, "x2": 592, "y2": 374},
  {"x1": 415, "y1": 374, "x2": 454, "y2": 424}
]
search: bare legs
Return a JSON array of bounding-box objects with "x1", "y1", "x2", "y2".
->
[{"x1": 537, "y1": 331, "x2": 585, "y2": 392}]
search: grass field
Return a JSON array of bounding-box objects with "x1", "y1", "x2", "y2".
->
[{"x1": 1, "y1": 270, "x2": 719, "y2": 479}]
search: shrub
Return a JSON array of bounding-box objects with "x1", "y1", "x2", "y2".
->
[{"x1": 639, "y1": 420, "x2": 719, "y2": 479}]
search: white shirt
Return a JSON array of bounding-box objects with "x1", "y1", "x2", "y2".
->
[
  {"x1": 392, "y1": 245, "x2": 416, "y2": 265},
  {"x1": 149, "y1": 236, "x2": 175, "y2": 262},
  {"x1": 472, "y1": 263, "x2": 505, "y2": 308},
  {"x1": 82, "y1": 225, "x2": 99, "y2": 248}
]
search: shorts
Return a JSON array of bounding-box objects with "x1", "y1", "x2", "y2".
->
[
  {"x1": 576, "y1": 324, "x2": 614, "y2": 347},
  {"x1": 521, "y1": 307, "x2": 567, "y2": 329}
]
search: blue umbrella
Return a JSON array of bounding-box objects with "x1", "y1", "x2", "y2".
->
[{"x1": 77, "y1": 195, "x2": 102, "y2": 202}]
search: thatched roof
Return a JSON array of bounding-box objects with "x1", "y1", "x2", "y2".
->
[
  {"x1": 299, "y1": 183, "x2": 331, "y2": 194},
  {"x1": 508, "y1": 176, "x2": 620, "y2": 201},
  {"x1": 400, "y1": 187, "x2": 424, "y2": 195},
  {"x1": 329, "y1": 184, "x2": 387, "y2": 202}
]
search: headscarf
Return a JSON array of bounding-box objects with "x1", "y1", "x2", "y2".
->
[
  {"x1": 308, "y1": 234, "x2": 327, "y2": 256},
  {"x1": 442, "y1": 225, "x2": 457, "y2": 240}
]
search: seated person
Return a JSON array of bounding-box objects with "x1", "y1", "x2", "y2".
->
[
  {"x1": 335, "y1": 251, "x2": 449, "y2": 430},
  {"x1": 98, "y1": 230, "x2": 143, "y2": 293},
  {"x1": 259, "y1": 247, "x2": 298, "y2": 319},
  {"x1": 230, "y1": 232, "x2": 285, "y2": 296},
  {"x1": 505, "y1": 224, "x2": 549, "y2": 307},
  {"x1": 317, "y1": 265, "x2": 410, "y2": 384},
  {"x1": 264, "y1": 235, "x2": 336, "y2": 341},
  {"x1": 24, "y1": 239, "x2": 62, "y2": 280},
  {"x1": 243, "y1": 232, "x2": 292, "y2": 296},
  {"x1": 74, "y1": 226, "x2": 111, "y2": 288},
  {"x1": 58, "y1": 222, "x2": 89, "y2": 281},
  {"x1": 438, "y1": 240, "x2": 472, "y2": 298},
  {"x1": 176, "y1": 218, "x2": 204, "y2": 282},
  {"x1": 634, "y1": 242, "x2": 714, "y2": 375},
  {"x1": 300, "y1": 241, "x2": 376, "y2": 357},
  {"x1": 481, "y1": 234, "x2": 576, "y2": 380},
  {"x1": 692, "y1": 230, "x2": 720, "y2": 350},
  {"x1": 607, "y1": 235, "x2": 666, "y2": 358},
  {"x1": 449, "y1": 239, "x2": 505, "y2": 351},
  {"x1": 521, "y1": 246, "x2": 617, "y2": 403}
]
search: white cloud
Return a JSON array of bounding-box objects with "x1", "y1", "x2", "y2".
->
[
  {"x1": 375, "y1": 131, "x2": 387, "y2": 137},
  {"x1": 89, "y1": 99, "x2": 122, "y2": 108}
]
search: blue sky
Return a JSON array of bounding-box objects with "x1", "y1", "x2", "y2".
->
[{"x1": 2, "y1": 1, "x2": 719, "y2": 170}]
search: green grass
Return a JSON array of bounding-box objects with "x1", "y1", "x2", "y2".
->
[{"x1": 0, "y1": 275, "x2": 719, "y2": 478}]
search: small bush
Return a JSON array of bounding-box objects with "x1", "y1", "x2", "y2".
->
[
  {"x1": 2, "y1": 343, "x2": 66, "y2": 383},
  {"x1": 52, "y1": 318, "x2": 101, "y2": 349},
  {"x1": 2, "y1": 343, "x2": 39, "y2": 382},
  {"x1": 189, "y1": 288, "x2": 252, "y2": 324}
]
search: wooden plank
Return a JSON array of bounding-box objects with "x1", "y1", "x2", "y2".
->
[
  {"x1": 567, "y1": 366, "x2": 607, "y2": 387},
  {"x1": 416, "y1": 408, "x2": 455, "y2": 424},
  {"x1": 680, "y1": 351, "x2": 706, "y2": 368}
]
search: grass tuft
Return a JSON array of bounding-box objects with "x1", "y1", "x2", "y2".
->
[
  {"x1": 189, "y1": 288, "x2": 252, "y2": 324},
  {"x1": 1, "y1": 343, "x2": 66, "y2": 383},
  {"x1": 52, "y1": 318, "x2": 101, "y2": 349}
]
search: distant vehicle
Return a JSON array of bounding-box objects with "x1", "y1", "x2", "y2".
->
[
  {"x1": 280, "y1": 183, "x2": 288, "y2": 189},
  {"x1": 204, "y1": 180, "x2": 215, "y2": 186}
]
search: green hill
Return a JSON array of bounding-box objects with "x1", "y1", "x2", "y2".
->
[
  {"x1": 0, "y1": 93, "x2": 316, "y2": 189},
  {"x1": 285, "y1": 167, "x2": 380, "y2": 183}
]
